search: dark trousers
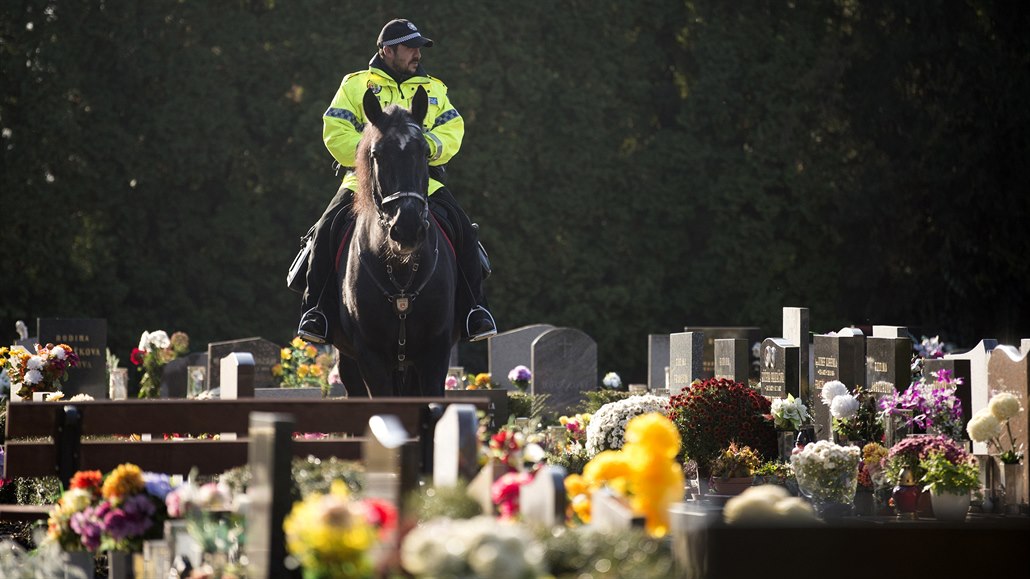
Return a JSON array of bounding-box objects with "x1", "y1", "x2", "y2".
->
[{"x1": 301, "y1": 183, "x2": 487, "y2": 315}]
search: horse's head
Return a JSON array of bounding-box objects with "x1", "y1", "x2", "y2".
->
[{"x1": 355, "y1": 86, "x2": 431, "y2": 258}]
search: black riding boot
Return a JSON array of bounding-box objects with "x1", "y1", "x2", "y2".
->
[
  {"x1": 298, "y1": 186, "x2": 354, "y2": 344},
  {"x1": 429, "y1": 188, "x2": 497, "y2": 342}
]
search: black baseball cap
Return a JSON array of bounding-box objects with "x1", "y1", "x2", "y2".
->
[{"x1": 377, "y1": 19, "x2": 434, "y2": 49}]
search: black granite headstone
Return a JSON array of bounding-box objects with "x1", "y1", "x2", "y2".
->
[
  {"x1": 685, "y1": 326, "x2": 761, "y2": 378},
  {"x1": 648, "y1": 334, "x2": 671, "y2": 390},
  {"x1": 207, "y1": 337, "x2": 280, "y2": 391},
  {"x1": 813, "y1": 333, "x2": 865, "y2": 441},
  {"x1": 37, "y1": 318, "x2": 107, "y2": 398},
  {"x1": 759, "y1": 338, "x2": 799, "y2": 400},
  {"x1": 714, "y1": 338, "x2": 749, "y2": 384},
  {"x1": 865, "y1": 336, "x2": 912, "y2": 396}
]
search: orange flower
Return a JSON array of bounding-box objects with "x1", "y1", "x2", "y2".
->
[{"x1": 70, "y1": 470, "x2": 104, "y2": 493}]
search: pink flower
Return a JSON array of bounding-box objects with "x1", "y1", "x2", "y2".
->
[{"x1": 491, "y1": 471, "x2": 534, "y2": 519}]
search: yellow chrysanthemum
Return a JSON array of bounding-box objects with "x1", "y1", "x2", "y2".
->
[
  {"x1": 305, "y1": 345, "x2": 318, "y2": 359},
  {"x1": 291, "y1": 337, "x2": 306, "y2": 349},
  {"x1": 474, "y1": 373, "x2": 492, "y2": 387},
  {"x1": 281, "y1": 347, "x2": 293, "y2": 361},
  {"x1": 102, "y1": 463, "x2": 145, "y2": 500},
  {"x1": 284, "y1": 481, "x2": 375, "y2": 576},
  {"x1": 309, "y1": 365, "x2": 324, "y2": 377},
  {"x1": 272, "y1": 364, "x2": 284, "y2": 377},
  {"x1": 559, "y1": 416, "x2": 570, "y2": 426},
  {"x1": 298, "y1": 364, "x2": 310, "y2": 377},
  {"x1": 623, "y1": 413, "x2": 681, "y2": 459}
]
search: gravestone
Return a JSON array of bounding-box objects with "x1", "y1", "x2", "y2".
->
[
  {"x1": 531, "y1": 327, "x2": 596, "y2": 414},
  {"x1": 668, "y1": 332, "x2": 704, "y2": 395},
  {"x1": 519, "y1": 465, "x2": 568, "y2": 528},
  {"x1": 945, "y1": 339, "x2": 997, "y2": 455},
  {"x1": 220, "y1": 352, "x2": 255, "y2": 399},
  {"x1": 245, "y1": 412, "x2": 293, "y2": 579},
  {"x1": 921, "y1": 358, "x2": 973, "y2": 432},
  {"x1": 812, "y1": 332, "x2": 866, "y2": 440},
  {"x1": 37, "y1": 318, "x2": 107, "y2": 398},
  {"x1": 433, "y1": 404, "x2": 480, "y2": 487},
  {"x1": 445, "y1": 388, "x2": 509, "y2": 430},
  {"x1": 782, "y1": 308, "x2": 810, "y2": 402},
  {"x1": 364, "y1": 415, "x2": 419, "y2": 519},
  {"x1": 207, "y1": 337, "x2": 280, "y2": 392},
  {"x1": 713, "y1": 338, "x2": 749, "y2": 384},
  {"x1": 590, "y1": 487, "x2": 644, "y2": 532},
  {"x1": 1022, "y1": 339, "x2": 1030, "y2": 356},
  {"x1": 648, "y1": 334, "x2": 671, "y2": 390},
  {"x1": 873, "y1": 325, "x2": 910, "y2": 339},
  {"x1": 759, "y1": 338, "x2": 799, "y2": 400},
  {"x1": 865, "y1": 336, "x2": 912, "y2": 397},
  {"x1": 159, "y1": 353, "x2": 208, "y2": 398},
  {"x1": 987, "y1": 345, "x2": 1028, "y2": 506},
  {"x1": 685, "y1": 326, "x2": 761, "y2": 378},
  {"x1": 14, "y1": 320, "x2": 36, "y2": 350},
  {"x1": 488, "y1": 324, "x2": 555, "y2": 389}
]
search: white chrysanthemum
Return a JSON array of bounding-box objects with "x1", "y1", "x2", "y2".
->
[
  {"x1": 602, "y1": 372, "x2": 622, "y2": 389},
  {"x1": 24, "y1": 369, "x2": 43, "y2": 385},
  {"x1": 585, "y1": 395, "x2": 670, "y2": 456},
  {"x1": 989, "y1": 392, "x2": 1022, "y2": 421},
  {"x1": 821, "y1": 381, "x2": 849, "y2": 406},
  {"x1": 68, "y1": 393, "x2": 94, "y2": 402},
  {"x1": 51, "y1": 346, "x2": 66, "y2": 360},
  {"x1": 967, "y1": 410, "x2": 1002, "y2": 442},
  {"x1": 137, "y1": 331, "x2": 150, "y2": 351},
  {"x1": 723, "y1": 485, "x2": 818, "y2": 525},
  {"x1": 147, "y1": 330, "x2": 171, "y2": 350},
  {"x1": 45, "y1": 391, "x2": 64, "y2": 401},
  {"x1": 26, "y1": 356, "x2": 45, "y2": 371},
  {"x1": 830, "y1": 394, "x2": 860, "y2": 419}
]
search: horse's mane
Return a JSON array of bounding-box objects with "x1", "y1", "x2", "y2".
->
[{"x1": 353, "y1": 104, "x2": 418, "y2": 216}]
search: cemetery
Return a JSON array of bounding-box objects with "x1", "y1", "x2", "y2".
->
[
  {"x1": 1, "y1": 312, "x2": 1028, "y2": 578},
  {"x1": 3, "y1": 3, "x2": 1029, "y2": 578}
]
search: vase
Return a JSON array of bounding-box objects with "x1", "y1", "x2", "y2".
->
[
  {"x1": 107, "y1": 550, "x2": 133, "y2": 579},
  {"x1": 796, "y1": 465, "x2": 859, "y2": 520},
  {"x1": 62, "y1": 551, "x2": 95, "y2": 579},
  {"x1": 999, "y1": 462, "x2": 1025, "y2": 515},
  {"x1": 708, "y1": 476, "x2": 753, "y2": 496},
  {"x1": 776, "y1": 430, "x2": 797, "y2": 461},
  {"x1": 930, "y1": 489, "x2": 970, "y2": 522},
  {"x1": 853, "y1": 488, "x2": 875, "y2": 516}
]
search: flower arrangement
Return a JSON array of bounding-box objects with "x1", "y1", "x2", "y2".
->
[
  {"x1": 0, "y1": 343, "x2": 80, "y2": 399},
  {"x1": 710, "y1": 443, "x2": 762, "y2": 479},
  {"x1": 722, "y1": 484, "x2": 817, "y2": 525},
  {"x1": 821, "y1": 383, "x2": 884, "y2": 444},
  {"x1": 882, "y1": 434, "x2": 967, "y2": 486},
  {"x1": 919, "y1": 451, "x2": 980, "y2": 495},
  {"x1": 64, "y1": 463, "x2": 174, "y2": 553},
  {"x1": 565, "y1": 413, "x2": 684, "y2": 536},
  {"x1": 585, "y1": 394, "x2": 670, "y2": 455},
  {"x1": 602, "y1": 371, "x2": 622, "y2": 390},
  {"x1": 879, "y1": 369, "x2": 965, "y2": 441},
  {"x1": 790, "y1": 440, "x2": 861, "y2": 507},
  {"x1": 284, "y1": 479, "x2": 392, "y2": 579},
  {"x1": 467, "y1": 372, "x2": 495, "y2": 390},
  {"x1": 486, "y1": 423, "x2": 546, "y2": 472},
  {"x1": 508, "y1": 365, "x2": 531, "y2": 392},
  {"x1": 770, "y1": 393, "x2": 810, "y2": 430},
  {"x1": 667, "y1": 377, "x2": 777, "y2": 477},
  {"x1": 546, "y1": 413, "x2": 593, "y2": 475},
  {"x1": 967, "y1": 391, "x2": 1024, "y2": 464},
  {"x1": 132, "y1": 330, "x2": 189, "y2": 398},
  {"x1": 46, "y1": 470, "x2": 103, "y2": 551},
  {"x1": 401, "y1": 516, "x2": 546, "y2": 578},
  {"x1": 273, "y1": 337, "x2": 332, "y2": 392},
  {"x1": 859, "y1": 442, "x2": 889, "y2": 490}
]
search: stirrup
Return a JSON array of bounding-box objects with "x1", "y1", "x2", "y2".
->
[
  {"x1": 466, "y1": 306, "x2": 497, "y2": 342},
  {"x1": 298, "y1": 308, "x2": 328, "y2": 344}
]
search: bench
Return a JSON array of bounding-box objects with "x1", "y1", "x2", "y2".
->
[{"x1": 1, "y1": 397, "x2": 488, "y2": 520}]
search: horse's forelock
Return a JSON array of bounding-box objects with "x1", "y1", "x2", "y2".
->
[{"x1": 354, "y1": 106, "x2": 422, "y2": 215}]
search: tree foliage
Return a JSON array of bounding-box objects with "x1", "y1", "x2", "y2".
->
[{"x1": 2, "y1": 1, "x2": 1027, "y2": 383}]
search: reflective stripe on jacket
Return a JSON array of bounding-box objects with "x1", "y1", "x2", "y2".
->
[{"x1": 323, "y1": 65, "x2": 464, "y2": 195}]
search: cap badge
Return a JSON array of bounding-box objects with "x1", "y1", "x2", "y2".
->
[
  {"x1": 407, "y1": 22, "x2": 417, "y2": 31},
  {"x1": 367, "y1": 80, "x2": 382, "y2": 94}
]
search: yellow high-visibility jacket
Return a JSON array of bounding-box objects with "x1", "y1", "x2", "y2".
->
[{"x1": 323, "y1": 60, "x2": 464, "y2": 195}]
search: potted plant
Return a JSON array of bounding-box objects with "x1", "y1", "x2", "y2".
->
[
  {"x1": 919, "y1": 449, "x2": 980, "y2": 521},
  {"x1": 585, "y1": 395, "x2": 670, "y2": 455},
  {"x1": 667, "y1": 378, "x2": 777, "y2": 482},
  {"x1": 879, "y1": 369, "x2": 965, "y2": 442},
  {"x1": 709, "y1": 443, "x2": 761, "y2": 495},
  {"x1": 883, "y1": 434, "x2": 967, "y2": 518},
  {"x1": 752, "y1": 460, "x2": 798, "y2": 495}
]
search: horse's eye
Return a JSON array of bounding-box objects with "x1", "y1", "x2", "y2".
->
[{"x1": 370, "y1": 148, "x2": 380, "y2": 160}]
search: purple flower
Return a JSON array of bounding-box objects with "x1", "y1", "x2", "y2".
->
[
  {"x1": 143, "y1": 472, "x2": 174, "y2": 500},
  {"x1": 103, "y1": 494, "x2": 156, "y2": 540},
  {"x1": 70, "y1": 507, "x2": 104, "y2": 552},
  {"x1": 508, "y1": 365, "x2": 531, "y2": 383}
]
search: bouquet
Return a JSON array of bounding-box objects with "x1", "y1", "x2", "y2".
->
[
  {"x1": 566, "y1": 413, "x2": 684, "y2": 536},
  {"x1": 46, "y1": 470, "x2": 103, "y2": 551},
  {"x1": 273, "y1": 337, "x2": 332, "y2": 392},
  {"x1": 401, "y1": 516, "x2": 545, "y2": 578},
  {"x1": 879, "y1": 369, "x2": 964, "y2": 441},
  {"x1": 859, "y1": 442, "x2": 889, "y2": 490},
  {"x1": 601, "y1": 371, "x2": 622, "y2": 390},
  {"x1": 1, "y1": 343, "x2": 80, "y2": 399},
  {"x1": 882, "y1": 434, "x2": 967, "y2": 486},
  {"x1": 585, "y1": 394, "x2": 670, "y2": 455},
  {"x1": 546, "y1": 413, "x2": 592, "y2": 475},
  {"x1": 508, "y1": 365, "x2": 531, "y2": 392},
  {"x1": 284, "y1": 480, "x2": 394, "y2": 579},
  {"x1": 821, "y1": 382, "x2": 884, "y2": 443},
  {"x1": 966, "y1": 391, "x2": 1024, "y2": 464},
  {"x1": 66, "y1": 463, "x2": 174, "y2": 553},
  {"x1": 667, "y1": 378, "x2": 777, "y2": 477},
  {"x1": 466, "y1": 372, "x2": 495, "y2": 390},
  {"x1": 132, "y1": 330, "x2": 189, "y2": 398},
  {"x1": 790, "y1": 440, "x2": 861, "y2": 506},
  {"x1": 770, "y1": 393, "x2": 810, "y2": 430},
  {"x1": 165, "y1": 477, "x2": 246, "y2": 574}
]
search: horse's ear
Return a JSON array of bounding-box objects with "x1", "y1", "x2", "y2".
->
[
  {"x1": 363, "y1": 88, "x2": 383, "y2": 127},
  {"x1": 411, "y1": 86, "x2": 428, "y2": 126}
]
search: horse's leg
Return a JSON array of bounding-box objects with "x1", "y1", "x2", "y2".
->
[
  {"x1": 335, "y1": 356, "x2": 365, "y2": 398},
  {"x1": 354, "y1": 348, "x2": 394, "y2": 397},
  {"x1": 415, "y1": 337, "x2": 453, "y2": 397}
]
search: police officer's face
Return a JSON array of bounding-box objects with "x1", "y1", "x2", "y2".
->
[{"x1": 385, "y1": 44, "x2": 421, "y2": 75}]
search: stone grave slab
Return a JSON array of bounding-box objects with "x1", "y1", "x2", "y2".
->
[
  {"x1": 37, "y1": 318, "x2": 107, "y2": 398},
  {"x1": 648, "y1": 334, "x2": 671, "y2": 390},
  {"x1": 685, "y1": 326, "x2": 761, "y2": 379},
  {"x1": 987, "y1": 345, "x2": 1028, "y2": 506},
  {"x1": 812, "y1": 333, "x2": 865, "y2": 440},
  {"x1": 519, "y1": 465, "x2": 567, "y2": 528},
  {"x1": 782, "y1": 308, "x2": 810, "y2": 402},
  {"x1": 207, "y1": 337, "x2": 280, "y2": 392},
  {"x1": 160, "y1": 352, "x2": 208, "y2": 398},
  {"x1": 220, "y1": 352, "x2": 255, "y2": 399},
  {"x1": 714, "y1": 338, "x2": 749, "y2": 384},
  {"x1": 245, "y1": 412, "x2": 293, "y2": 578},
  {"x1": 531, "y1": 327, "x2": 596, "y2": 414},
  {"x1": 669, "y1": 332, "x2": 704, "y2": 394},
  {"x1": 759, "y1": 338, "x2": 799, "y2": 400},
  {"x1": 488, "y1": 324, "x2": 555, "y2": 389},
  {"x1": 945, "y1": 339, "x2": 997, "y2": 455},
  {"x1": 865, "y1": 336, "x2": 912, "y2": 397},
  {"x1": 433, "y1": 404, "x2": 480, "y2": 487}
]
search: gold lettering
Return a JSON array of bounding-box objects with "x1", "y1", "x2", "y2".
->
[
  {"x1": 673, "y1": 374, "x2": 691, "y2": 384},
  {"x1": 815, "y1": 356, "x2": 838, "y2": 368},
  {"x1": 673, "y1": 357, "x2": 687, "y2": 367},
  {"x1": 816, "y1": 368, "x2": 834, "y2": 377},
  {"x1": 717, "y1": 357, "x2": 730, "y2": 366},
  {"x1": 873, "y1": 361, "x2": 887, "y2": 373}
]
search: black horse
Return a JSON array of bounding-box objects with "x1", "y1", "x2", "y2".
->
[{"x1": 333, "y1": 87, "x2": 458, "y2": 397}]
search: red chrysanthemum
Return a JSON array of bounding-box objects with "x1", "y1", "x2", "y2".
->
[
  {"x1": 69, "y1": 470, "x2": 104, "y2": 494},
  {"x1": 130, "y1": 348, "x2": 146, "y2": 366}
]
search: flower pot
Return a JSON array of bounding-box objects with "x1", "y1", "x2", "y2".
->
[
  {"x1": 62, "y1": 551, "x2": 95, "y2": 579},
  {"x1": 1000, "y1": 462, "x2": 1025, "y2": 515},
  {"x1": 776, "y1": 430, "x2": 797, "y2": 461},
  {"x1": 930, "y1": 489, "x2": 970, "y2": 522},
  {"x1": 708, "y1": 476, "x2": 753, "y2": 496},
  {"x1": 853, "y1": 488, "x2": 876, "y2": 516},
  {"x1": 107, "y1": 550, "x2": 133, "y2": 579}
]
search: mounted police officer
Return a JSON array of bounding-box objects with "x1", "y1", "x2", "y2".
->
[{"x1": 296, "y1": 18, "x2": 496, "y2": 344}]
